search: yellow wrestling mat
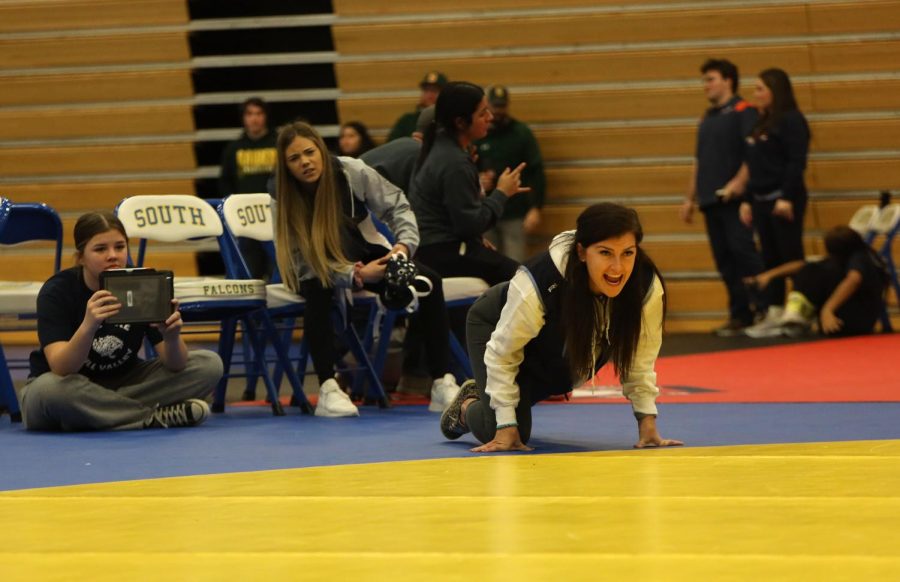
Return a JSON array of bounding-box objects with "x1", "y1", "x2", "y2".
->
[{"x1": 3, "y1": 440, "x2": 899, "y2": 581}]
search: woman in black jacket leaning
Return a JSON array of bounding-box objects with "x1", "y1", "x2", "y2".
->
[{"x1": 408, "y1": 81, "x2": 527, "y2": 286}]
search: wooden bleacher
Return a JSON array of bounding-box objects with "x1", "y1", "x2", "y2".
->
[
  {"x1": 332, "y1": 0, "x2": 900, "y2": 331},
  {"x1": 335, "y1": 39, "x2": 900, "y2": 93},
  {"x1": 0, "y1": 0, "x2": 198, "y2": 343},
  {"x1": 0, "y1": 0, "x2": 188, "y2": 33},
  {"x1": 2, "y1": 0, "x2": 898, "y2": 338},
  {"x1": 338, "y1": 78, "x2": 900, "y2": 127},
  {"x1": 1, "y1": 70, "x2": 193, "y2": 107},
  {"x1": 332, "y1": 2, "x2": 900, "y2": 55}
]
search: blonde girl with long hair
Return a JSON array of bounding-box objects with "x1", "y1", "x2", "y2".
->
[{"x1": 273, "y1": 121, "x2": 462, "y2": 417}]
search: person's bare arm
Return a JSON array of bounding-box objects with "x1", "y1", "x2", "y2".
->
[
  {"x1": 746, "y1": 260, "x2": 806, "y2": 290},
  {"x1": 43, "y1": 290, "x2": 120, "y2": 376}
]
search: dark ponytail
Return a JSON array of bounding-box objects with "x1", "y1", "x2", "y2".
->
[{"x1": 416, "y1": 81, "x2": 484, "y2": 172}]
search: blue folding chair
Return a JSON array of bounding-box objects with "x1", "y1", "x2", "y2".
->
[
  {"x1": 0, "y1": 198, "x2": 63, "y2": 423},
  {"x1": 217, "y1": 194, "x2": 388, "y2": 407},
  {"x1": 872, "y1": 204, "x2": 900, "y2": 332},
  {"x1": 115, "y1": 194, "x2": 312, "y2": 416}
]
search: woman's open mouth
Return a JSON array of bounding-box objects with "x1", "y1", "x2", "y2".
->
[{"x1": 604, "y1": 273, "x2": 624, "y2": 286}]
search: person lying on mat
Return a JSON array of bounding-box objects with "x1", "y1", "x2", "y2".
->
[
  {"x1": 743, "y1": 225, "x2": 889, "y2": 338},
  {"x1": 20, "y1": 212, "x2": 223, "y2": 432},
  {"x1": 440, "y1": 203, "x2": 683, "y2": 452},
  {"x1": 272, "y1": 121, "x2": 463, "y2": 418}
]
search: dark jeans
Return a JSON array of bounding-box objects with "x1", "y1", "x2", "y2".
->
[
  {"x1": 752, "y1": 196, "x2": 807, "y2": 307},
  {"x1": 300, "y1": 244, "x2": 450, "y2": 385},
  {"x1": 414, "y1": 240, "x2": 519, "y2": 286},
  {"x1": 702, "y1": 203, "x2": 765, "y2": 323},
  {"x1": 416, "y1": 240, "x2": 520, "y2": 349}
]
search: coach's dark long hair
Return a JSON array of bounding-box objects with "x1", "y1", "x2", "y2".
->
[
  {"x1": 752, "y1": 68, "x2": 800, "y2": 137},
  {"x1": 416, "y1": 81, "x2": 484, "y2": 171},
  {"x1": 560, "y1": 203, "x2": 666, "y2": 382}
]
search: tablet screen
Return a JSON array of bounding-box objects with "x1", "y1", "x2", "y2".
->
[{"x1": 100, "y1": 269, "x2": 174, "y2": 324}]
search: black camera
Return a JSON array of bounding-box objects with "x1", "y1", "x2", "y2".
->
[{"x1": 380, "y1": 253, "x2": 432, "y2": 312}]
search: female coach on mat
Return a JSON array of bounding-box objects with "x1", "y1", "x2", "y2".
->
[{"x1": 440, "y1": 203, "x2": 683, "y2": 452}]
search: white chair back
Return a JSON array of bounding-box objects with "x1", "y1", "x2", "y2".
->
[
  {"x1": 872, "y1": 203, "x2": 900, "y2": 235},
  {"x1": 221, "y1": 193, "x2": 275, "y2": 242},
  {"x1": 117, "y1": 195, "x2": 223, "y2": 242},
  {"x1": 848, "y1": 204, "x2": 879, "y2": 236}
]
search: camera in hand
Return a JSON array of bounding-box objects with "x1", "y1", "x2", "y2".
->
[
  {"x1": 380, "y1": 253, "x2": 432, "y2": 313},
  {"x1": 99, "y1": 268, "x2": 174, "y2": 324}
]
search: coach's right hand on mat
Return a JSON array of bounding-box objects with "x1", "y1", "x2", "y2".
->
[
  {"x1": 634, "y1": 416, "x2": 684, "y2": 449},
  {"x1": 471, "y1": 426, "x2": 533, "y2": 453}
]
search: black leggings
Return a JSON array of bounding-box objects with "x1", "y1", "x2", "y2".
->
[
  {"x1": 416, "y1": 240, "x2": 519, "y2": 349},
  {"x1": 300, "y1": 245, "x2": 450, "y2": 384},
  {"x1": 415, "y1": 240, "x2": 519, "y2": 286},
  {"x1": 752, "y1": 196, "x2": 807, "y2": 307}
]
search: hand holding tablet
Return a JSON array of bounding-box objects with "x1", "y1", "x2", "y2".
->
[{"x1": 99, "y1": 268, "x2": 175, "y2": 324}]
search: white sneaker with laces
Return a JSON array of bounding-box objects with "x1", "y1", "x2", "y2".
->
[
  {"x1": 429, "y1": 373, "x2": 461, "y2": 413},
  {"x1": 314, "y1": 378, "x2": 359, "y2": 418},
  {"x1": 745, "y1": 305, "x2": 786, "y2": 338}
]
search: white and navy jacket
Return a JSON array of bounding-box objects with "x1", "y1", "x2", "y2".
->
[{"x1": 484, "y1": 231, "x2": 665, "y2": 427}]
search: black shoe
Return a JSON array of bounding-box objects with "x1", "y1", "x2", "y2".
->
[
  {"x1": 146, "y1": 399, "x2": 210, "y2": 429},
  {"x1": 713, "y1": 319, "x2": 749, "y2": 338},
  {"x1": 440, "y1": 379, "x2": 480, "y2": 440}
]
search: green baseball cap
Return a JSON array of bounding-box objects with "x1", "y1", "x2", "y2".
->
[
  {"x1": 420, "y1": 71, "x2": 449, "y2": 89},
  {"x1": 487, "y1": 85, "x2": 509, "y2": 106}
]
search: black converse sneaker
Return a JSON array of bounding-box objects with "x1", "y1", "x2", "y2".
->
[
  {"x1": 146, "y1": 399, "x2": 210, "y2": 429},
  {"x1": 440, "y1": 379, "x2": 480, "y2": 440}
]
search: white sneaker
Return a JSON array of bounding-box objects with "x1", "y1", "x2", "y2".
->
[
  {"x1": 429, "y1": 373, "x2": 461, "y2": 413},
  {"x1": 314, "y1": 378, "x2": 359, "y2": 418},
  {"x1": 745, "y1": 305, "x2": 786, "y2": 338}
]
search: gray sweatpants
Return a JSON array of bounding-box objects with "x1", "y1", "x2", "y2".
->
[
  {"x1": 464, "y1": 283, "x2": 535, "y2": 444},
  {"x1": 20, "y1": 350, "x2": 223, "y2": 432}
]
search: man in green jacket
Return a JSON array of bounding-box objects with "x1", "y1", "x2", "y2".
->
[
  {"x1": 387, "y1": 71, "x2": 447, "y2": 142},
  {"x1": 475, "y1": 85, "x2": 547, "y2": 262}
]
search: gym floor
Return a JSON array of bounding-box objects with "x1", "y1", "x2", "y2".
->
[{"x1": 2, "y1": 333, "x2": 898, "y2": 581}]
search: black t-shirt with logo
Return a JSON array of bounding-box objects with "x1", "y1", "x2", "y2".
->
[{"x1": 28, "y1": 267, "x2": 163, "y2": 381}]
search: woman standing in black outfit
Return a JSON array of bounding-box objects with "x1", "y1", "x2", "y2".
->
[{"x1": 740, "y1": 68, "x2": 811, "y2": 338}]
